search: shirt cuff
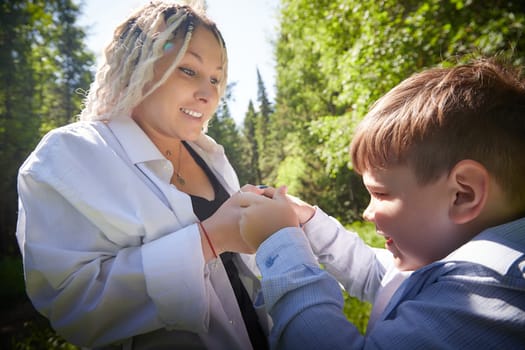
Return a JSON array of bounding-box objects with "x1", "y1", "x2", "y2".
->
[
  {"x1": 256, "y1": 227, "x2": 318, "y2": 275},
  {"x1": 254, "y1": 227, "x2": 326, "y2": 312},
  {"x1": 141, "y1": 223, "x2": 206, "y2": 329}
]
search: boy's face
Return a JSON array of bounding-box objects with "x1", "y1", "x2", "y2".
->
[{"x1": 362, "y1": 165, "x2": 459, "y2": 271}]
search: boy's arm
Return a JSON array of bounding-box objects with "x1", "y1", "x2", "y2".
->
[
  {"x1": 302, "y1": 208, "x2": 389, "y2": 302},
  {"x1": 255, "y1": 228, "x2": 366, "y2": 349},
  {"x1": 241, "y1": 186, "x2": 388, "y2": 303}
]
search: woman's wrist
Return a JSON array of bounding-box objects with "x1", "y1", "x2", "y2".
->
[
  {"x1": 198, "y1": 221, "x2": 222, "y2": 261},
  {"x1": 199, "y1": 222, "x2": 217, "y2": 258}
]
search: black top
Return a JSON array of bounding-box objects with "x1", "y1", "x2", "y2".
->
[
  {"x1": 184, "y1": 142, "x2": 229, "y2": 222},
  {"x1": 184, "y1": 142, "x2": 269, "y2": 350}
]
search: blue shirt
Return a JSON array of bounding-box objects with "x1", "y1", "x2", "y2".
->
[{"x1": 256, "y1": 217, "x2": 525, "y2": 349}]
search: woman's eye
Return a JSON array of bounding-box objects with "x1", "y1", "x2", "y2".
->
[
  {"x1": 210, "y1": 77, "x2": 219, "y2": 85},
  {"x1": 179, "y1": 67, "x2": 195, "y2": 76}
]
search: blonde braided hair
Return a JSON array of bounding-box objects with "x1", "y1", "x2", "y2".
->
[{"x1": 79, "y1": 0, "x2": 227, "y2": 121}]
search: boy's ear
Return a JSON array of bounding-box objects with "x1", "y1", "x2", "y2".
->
[{"x1": 448, "y1": 160, "x2": 489, "y2": 224}]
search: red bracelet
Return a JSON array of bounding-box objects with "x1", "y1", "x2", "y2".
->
[{"x1": 198, "y1": 222, "x2": 217, "y2": 259}]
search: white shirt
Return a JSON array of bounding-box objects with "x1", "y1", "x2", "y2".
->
[
  {"x1": 301, "y1": 207, "x2": 411, "y2": 331},
  {"x1": 16, "y1": 118, "x2": 269, "y2": 349}
]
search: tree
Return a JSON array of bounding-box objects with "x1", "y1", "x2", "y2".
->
[
  {"x1": 241, "y1": 100, "x2": 261, "y2": 184},
  {"x1": 254, "y1": 68, "x2": 275, "y2": 182},
  {"x1": 41, "y1": 0, "x2": 94, "y2": 129},
  {"x1": 0, "y1": 0, "x2": 94, "y2": 255},
  {"x1": 0, "y1": 0, "x2": 40, "y2": 255},
  {"x1": 269, "y1": 0, "x2": 525, "y2": 222},
  {"x1": 206, "y1": 83, "x2": 250, "y2": 184}
]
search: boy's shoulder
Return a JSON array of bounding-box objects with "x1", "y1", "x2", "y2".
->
[{"x1": 443, "y1": 216, "x2": 525, "y2": 277}]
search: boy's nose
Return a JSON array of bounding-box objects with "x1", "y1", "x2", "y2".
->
[{"x1": 362, "y1": 203, "x2": 374, "y2": 222}]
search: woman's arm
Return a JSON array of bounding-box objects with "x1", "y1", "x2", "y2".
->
[{"x1": 16, "y1": 129, "x2": 213, "y2": 347}]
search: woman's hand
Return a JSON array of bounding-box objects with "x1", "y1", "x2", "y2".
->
[
  {"x1": 239, "y1": 186, "x2": 300, "y2": 250},
  {"x1": 201, "y1": 184, "x2": 266, "y2": 257}
]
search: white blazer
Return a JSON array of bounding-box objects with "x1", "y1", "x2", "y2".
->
[{"x1": 16, "y1": 117, "x2": 270, "y2": 349}]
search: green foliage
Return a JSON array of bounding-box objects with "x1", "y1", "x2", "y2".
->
[
  {"x1": 207, "y1": 83, "x2": 249, "y2": 185},
  {"x1": 8, "y1": 319, "x2": 79, "y2": 350},
  {"x1": 0, "y1": 257, "x2": 79, "y2": 349},
  {"x1": 342, "y1": 291, "x2": 372, "y2": 335},
  {"x1": 349, "y1": 220, "x2": 384, "y2": 249},
  {"x1": 275, "y1": 155, "x2": 305, "y2": 194},
  {"x1": 266, "y1": 0, "x2": 525, "y2": 226},
  {"x1": 236, "y1": 69, "x2": 276, "y2": 186},
  {"x1": 0, "y1": 0, "x2": 94, "y2": 255},
  {"x1": 0, "y1": 257, "x2": 26, "y2": 308},
  {"x1": 241, "y1": 101, "x2": 262, "y2": 184},
  {"x1": 341, "y1": 221, "x2": 381, "y2": 333}
]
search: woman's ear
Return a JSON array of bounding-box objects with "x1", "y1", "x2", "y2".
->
[{"x1": 448, "y1": 160, "x2": 489, "y2": 224}]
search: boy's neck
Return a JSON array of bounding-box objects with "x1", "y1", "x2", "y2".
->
[{"x1": 472, "y1": 179, "x2": 522, "y2": 235}]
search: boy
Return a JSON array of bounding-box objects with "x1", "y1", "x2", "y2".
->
[{"x1": 237, "y1": 57, "x2": 525, "y2": 349}]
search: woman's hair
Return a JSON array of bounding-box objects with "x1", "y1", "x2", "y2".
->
[
  {"x1": 79, "y1": 0, "x2": 227, "y2": 121},
  {"x1": 350, "y1": 56, "x2": 525, "y2": 206}
]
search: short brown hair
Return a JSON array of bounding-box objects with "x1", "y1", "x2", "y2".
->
[{"x1": 350, "y1": 57, "x2": 525, "y2": 207}]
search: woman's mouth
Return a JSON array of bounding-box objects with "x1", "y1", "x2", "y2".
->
[{"x1": 180, "y1": 107, "x2": 203, "y2": 118}]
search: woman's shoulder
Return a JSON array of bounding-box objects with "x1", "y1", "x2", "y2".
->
[
  {"x1": 20, "y1": 121, "x2": 111, "y2": 174},
  {"x1": 42, "y1": 120, "x2": 106, "y2": 143}
]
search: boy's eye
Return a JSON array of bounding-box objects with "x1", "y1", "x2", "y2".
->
[
  {"x1": 371, "y1": 191, "x2": 388, "y2": 198},
  {"x1": 210, "y1": 77, "x2": 219, "y2": 85}
]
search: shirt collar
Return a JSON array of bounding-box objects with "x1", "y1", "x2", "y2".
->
[
  {"x1": 107, "y1": 117, "x2": 164, "y2": 164},
  {"x1": 443, "y1": 217, "x2": 525, "y2": 275}
]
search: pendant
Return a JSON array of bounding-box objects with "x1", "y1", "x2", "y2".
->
[{"x1": 176, "y1": 173, "x2": 186, "y2": 186}]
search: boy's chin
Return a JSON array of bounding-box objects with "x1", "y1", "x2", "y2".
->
[{"x1": 393, "y1": 256, "x2": 421, "y2": 271}]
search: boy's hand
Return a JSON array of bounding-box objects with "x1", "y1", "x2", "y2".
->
[
  {"x1": 260, "y1": 186, "x2": 316, "y2": 225},
  {"x1": 239, "y1": 186, "x2": 299, "y2": 250}
]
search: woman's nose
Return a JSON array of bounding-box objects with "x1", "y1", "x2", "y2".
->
[{"x1": 194, "y1": 80, "x2": 215, "y2": 104}]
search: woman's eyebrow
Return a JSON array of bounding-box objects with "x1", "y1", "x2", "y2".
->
[{"x1": 187, "y1": 50, "x2": 223, "y2": 71}]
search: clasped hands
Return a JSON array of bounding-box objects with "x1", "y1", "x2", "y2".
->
[{"x1": 202, "y1": 184, "x2": 315, "y2": 256}]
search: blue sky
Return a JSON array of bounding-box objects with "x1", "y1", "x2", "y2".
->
[{"x1": 78, "y1": 0, "x2": 279, "y2": 125}]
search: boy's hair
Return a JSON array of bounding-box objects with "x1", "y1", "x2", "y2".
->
[
  {"x1": 79, "y1": 0, "x2": 227, "y2": 121},
  {"x1": 350, "y1": 57, "x2": 525, "y2": 208}
]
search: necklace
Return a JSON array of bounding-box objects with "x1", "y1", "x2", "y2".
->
[{"x1": 165, "y1": 142, "x2": 186, "y2": 186}]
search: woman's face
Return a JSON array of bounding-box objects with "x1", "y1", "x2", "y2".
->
[{"x1": 132, "y1": 25, "x2": 224, "y2": 142}]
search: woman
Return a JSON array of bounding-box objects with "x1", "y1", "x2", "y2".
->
[{"x1": 16, "y1": 1, "x2": 269, "y2": 349}]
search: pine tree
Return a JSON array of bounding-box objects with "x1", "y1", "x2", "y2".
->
[
  {"x1": 241, "y1": 101, "x2": 261, "y2": 184},
  {"x1": 0, "y1": 0, "x2": 94, "y2": 254},
  {"x1": 255, "y1": 68, "x2": 274, "y2": 182},
  {"x1": 206, "y1": 83, "x2": 251, "y2": 184}
]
